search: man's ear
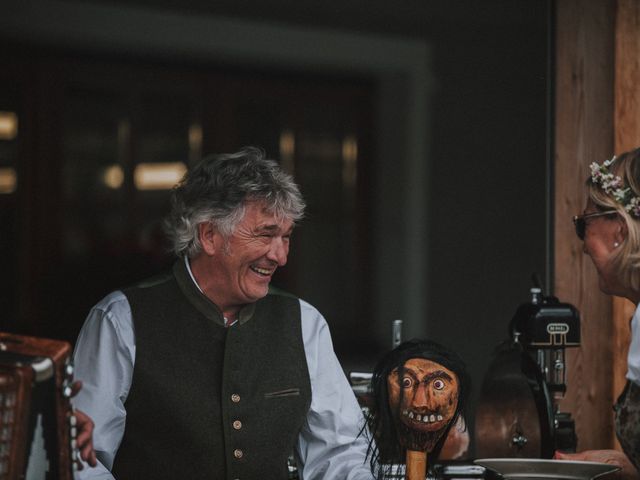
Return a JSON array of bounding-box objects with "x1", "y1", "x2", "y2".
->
[{"x1": 198, "y1": 222, "x2": 220, "y2": 256}]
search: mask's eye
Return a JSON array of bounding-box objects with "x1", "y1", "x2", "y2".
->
[
  {"x1": 402, "y1": 377, "x2": 413, "y2": 389},
  {"x1": 433, "y1": 379, "x2": 445, "y2": 390}
]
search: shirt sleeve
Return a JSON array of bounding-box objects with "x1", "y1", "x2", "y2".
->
[
  {"x1": 627, "y1": 303, "x2": 640, "y2": 386},
  {"x1": 72, "y1": 291, "x2": 136, "y2": 479},
  {"x1": 296, "y1": 300, "x2": 374, "y2": 480}
]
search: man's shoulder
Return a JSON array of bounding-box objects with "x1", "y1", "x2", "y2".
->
[
  {"x1": 123, "y1": 272, "x2": 174, "y2": 292},
  {"x1": 90, "y1": 273, "x2": 174, "y2": 320},
  {"x1": 267, "y1": 284, "x2": 298, "y2": 300},
  {"x1": 265, "y1": 287, "x2": 325, "y2": 323},
  {"x1": 83, "y1": 290, "x2": 134, "y2": 337},
  {"x1": 93, "y1": 290, "x2": 129, "y2": 313}
]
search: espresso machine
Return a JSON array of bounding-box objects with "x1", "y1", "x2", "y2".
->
[{"x1": 474, "y1": 283, "x2": 580, "y2": 458}]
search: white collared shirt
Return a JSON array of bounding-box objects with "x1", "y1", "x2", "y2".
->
[
  {"x1": 627, "y1": 303, "x2": 640, "y2": 386},
  {"x1": 183, "y1": 255, "x2": 237, "y2": 327}
]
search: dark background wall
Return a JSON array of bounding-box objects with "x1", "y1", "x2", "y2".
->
[
  {"x1": 426, "y1": 15, "x2": 550, "y2": 439},
  {"x1": 1, "y1": 0, "x2": 550, "y2": 452}
]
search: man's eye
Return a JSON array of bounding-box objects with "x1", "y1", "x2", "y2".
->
[
  {"x1": 433, "y1": 379, "x2": 445, "y2": 390},
  {"x1": 402, "y1": 377, "x2": 413, "y2": 388}
]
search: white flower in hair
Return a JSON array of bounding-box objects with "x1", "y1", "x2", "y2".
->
[
  {"x1": 628, "y1": 197, "x2": 640, "y2": 217},
  {"x1": 590, "y1": 155, "x2": 640, "y2": 218}
]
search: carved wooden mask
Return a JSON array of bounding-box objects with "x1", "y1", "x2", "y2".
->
[{"x1": 387, "y1": 358, "x2": 460, "y2": 452}]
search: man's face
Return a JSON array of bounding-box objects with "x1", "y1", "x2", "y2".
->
[
  {"x1": 210, "y1": 201, "x2": 293, "y2": 312},
  {"x1": 387, "y1": 358, "x2": 459, "y2": 451}
]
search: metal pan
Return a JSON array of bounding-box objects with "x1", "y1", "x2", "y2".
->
[{"x1": 474, "y1": 458, "x2": 620, "y2": 480}]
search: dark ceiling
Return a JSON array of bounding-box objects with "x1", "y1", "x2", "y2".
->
[{"x1": 80, "y1": 0, "x2": 543, "y2": 38}]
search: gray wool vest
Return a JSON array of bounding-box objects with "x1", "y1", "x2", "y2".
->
[{"x1": 111, "y1": 261, "x2": 312, "y2": 480}]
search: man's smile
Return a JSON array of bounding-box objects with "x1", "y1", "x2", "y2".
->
[{"x1": 250, "y1": 264, "x2": 276, "y2": 276}]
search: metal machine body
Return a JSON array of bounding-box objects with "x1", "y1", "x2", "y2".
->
[{"x1": 475, "y1": 287, "x2": 580, "y2": 458}]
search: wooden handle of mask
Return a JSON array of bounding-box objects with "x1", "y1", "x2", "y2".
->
[{"x1": 406, "y1": 449, "x2": 427, "y2": 480}]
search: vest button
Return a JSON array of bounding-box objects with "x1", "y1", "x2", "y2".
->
[
  {"x1": 233, "y1": 420, "x2": 242, "y2": 430},
  {"x1": 231, "y1": 393, "x2": 241, "y2": 403},
  {"x1": 233, "y1": 449, "x2": 243, "y2": 459}
]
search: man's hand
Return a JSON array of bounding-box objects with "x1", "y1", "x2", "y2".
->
[
  {"x1": 555, "y1": 450, "x2": 637, "y2": 480},
  {"x1": 70, "y1": 380, "x2": 97, "y2": 469},
  {"x1": 74, "y1": 409, "x2": 97, "y2": 468}
]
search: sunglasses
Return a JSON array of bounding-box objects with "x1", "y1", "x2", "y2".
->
[{"x1": 572, "y1": 210, "x2": 618, "y2": 240}]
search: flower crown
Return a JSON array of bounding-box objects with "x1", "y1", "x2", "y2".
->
[{"x1": 590, "y1": 156, "x2": 640, "y2": 217}]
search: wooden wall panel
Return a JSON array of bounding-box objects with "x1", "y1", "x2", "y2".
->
[
  {"x1": 613, "y1": 0, "x2": 640, "y2": 447},
  {"x1": 554, "y1": 0, "x2": 615, "y2": 450}
]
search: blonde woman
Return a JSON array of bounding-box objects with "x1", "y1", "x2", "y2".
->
[{"x1": 557, "y1": 148, "x2": 640, "y2": 479}]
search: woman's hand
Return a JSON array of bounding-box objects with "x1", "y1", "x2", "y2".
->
[{"x1": 555, "y1": 450, "x2": 638, "y2": 480}]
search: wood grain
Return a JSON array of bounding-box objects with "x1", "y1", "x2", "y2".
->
[
  {"x1": 405, "y1": 450, "x2": 427, "y2": 480},
  {"x1": 554, "y1": 0, "x2": 615, "y2": 450}
]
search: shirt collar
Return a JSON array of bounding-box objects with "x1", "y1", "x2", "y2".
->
[
  {"x1": 184, "y1": 255, "x2": 203, "y2": 293},
  {"x1": 178, "y1": 256, "x2": 254, "y2": 327}
]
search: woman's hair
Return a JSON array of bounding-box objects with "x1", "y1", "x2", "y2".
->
[
  {"x1": 164, "y1": 146, "x2": 305, "y2": 258},
  {"x1": 365, "y1": 338, "x2": 470, "y2": 479},
  {"x1": 588, "y1": 147, "x2": 640, "y2": 291}
]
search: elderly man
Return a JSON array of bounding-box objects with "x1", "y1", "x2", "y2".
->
[{"x1": 72, "y1": 147, "x2": 373, "y2": 479}]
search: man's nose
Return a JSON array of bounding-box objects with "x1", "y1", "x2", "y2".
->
[{"x1": 267, "y1": 237, "x2": 288, "y2": 266}]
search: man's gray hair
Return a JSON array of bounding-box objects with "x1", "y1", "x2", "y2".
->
[{"x1": 165, "y1": 146, "x2": 305, "y2": 258}]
